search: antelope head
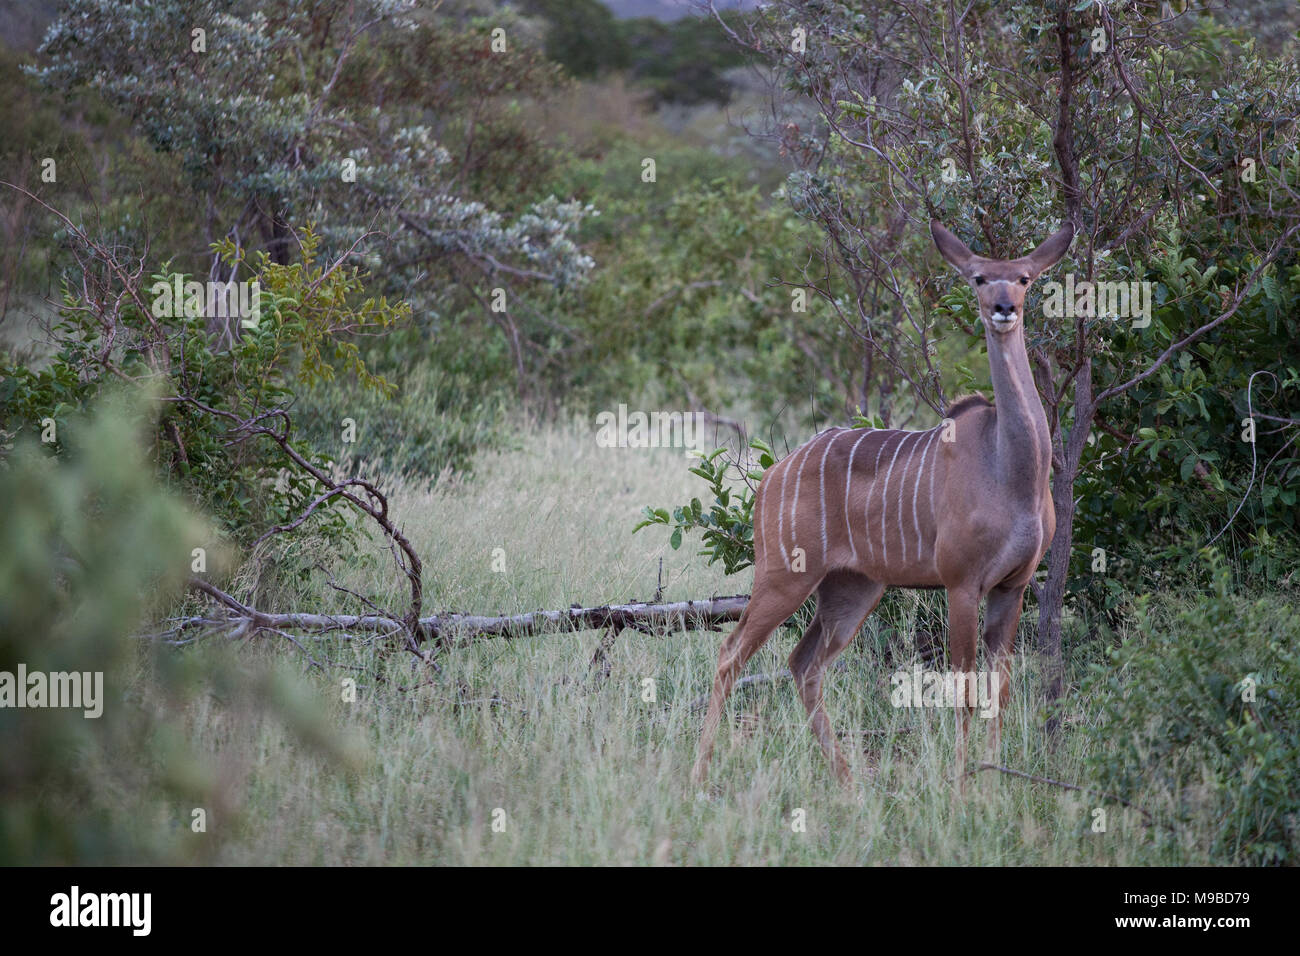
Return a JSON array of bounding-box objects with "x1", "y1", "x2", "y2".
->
[{"x1": 930, "y1": 221, "x2": 1075, "y2": 335}]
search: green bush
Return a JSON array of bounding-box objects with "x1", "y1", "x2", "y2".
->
[
  {"x1": 1073, "y1": 250, "x2": 1300, "y2": 621},
  {"x1": 0, "y1": 231, "x2": 409, "y2": 546},
  {"x1": 294, "y1": 360, "x2": 510, "y2": 487},
  {"x1": 635, "y1": 442, "x2": 768, "y2": 575},
  {"x1": 1080, "y1": 558, "x2": 1300, "y2": 864},
  {"x1": 0, "y1": 394, "x2": 364, "y2": 864}
]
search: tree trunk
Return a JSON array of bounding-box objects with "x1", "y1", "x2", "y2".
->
[
  {"x1": 1036, "y1": 359, "x2": 1095, "y2": 731},
  {"x1": 1038, "y1": 463, "x2": 1078, "y2": 731}
]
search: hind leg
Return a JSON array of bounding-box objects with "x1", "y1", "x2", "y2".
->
[
  {"x1": 692, "y1": 567, "x2": 820, "y2": 786},
  {"x1": 788, "y1": 570, "x2": 886, "y2": 783}
]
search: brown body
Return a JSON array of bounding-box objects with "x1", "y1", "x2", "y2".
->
[{"x1": 692, "y1": 220, "x2": 1074, "y2": 786}]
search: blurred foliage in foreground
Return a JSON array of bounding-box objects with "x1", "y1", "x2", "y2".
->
[{"x1": 0, "y1": 396, "x2": 364, "y2": 864}]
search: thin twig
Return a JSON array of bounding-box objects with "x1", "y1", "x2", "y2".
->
[{"x1": 970, "y1": 762, "x2": 1173, "y2": 831}]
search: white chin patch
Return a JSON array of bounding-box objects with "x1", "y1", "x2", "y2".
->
[{"x1": 991, "y1": 314, "x2": 1018, "y2": 326}]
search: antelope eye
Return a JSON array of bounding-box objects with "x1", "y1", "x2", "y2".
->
[
  {"x1": 1018, "y1": 276, "x2": 1030, "y2": 285},
  {"x1": 973, "y1": 276, "x2": 986, "y2": 286}
]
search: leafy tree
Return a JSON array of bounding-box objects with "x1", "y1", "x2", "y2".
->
[
  {"x1": 0, "y1": 205, "x2": 408, "y2": 564},
  {"x1": 30, "y1": 0, "x2": 595, "y2": 395},
  {"x1": 522, "y1": 0, "x2": 630, "y2": 79},
  {"x1": 617, "y1": 14, "x2": 748, "y2": 106}
]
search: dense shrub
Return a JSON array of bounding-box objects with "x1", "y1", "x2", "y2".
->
[
  {"x1": 1080, "y1": 560, "x2": 1300, "y2": 864},
  {"x1": 294, "y1": 360, "x2": 510, "y2": 488},
  {"x1": 0, "y1": 232, "x2": 408, "y2": 546}
]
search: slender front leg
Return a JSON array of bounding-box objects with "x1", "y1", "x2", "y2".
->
[
  {"x1": 946, "y1": 586, "x2": 981, "y2": 795},
  {"x1": 981, "y1": 584, "x2": 1024, "y2": 767}
]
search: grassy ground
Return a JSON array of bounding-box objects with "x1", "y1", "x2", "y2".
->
[{"x1": 159, "y1": 416, "x2": 1205, "y2": 865}]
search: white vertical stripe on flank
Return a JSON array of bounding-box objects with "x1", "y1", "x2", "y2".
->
[
  {"x1": 896, "y1": 431, "x2": 921, "y2": 564},
  {"x1": 791, "y1": 429, "x2": 835, "y2": 564},
  {"x1": 842, "y1": 429, "x2": 873, "y2": 563},
  {"x1": 880, "y1": 432, "x2": 912, "y2": 565},
  {"x1": 866, "y1": 432, "x2": 892, "y2": 563},
  {"x1": 817, "y1": 429, "x2": 842, "y2": 563},
  {"x1": 777, "y1": 452, "x2": 791, "y2": 569},
  {"x1": 928, "y1": 425, "x2": 939, "y2": 547},
  {"x1": 911, "y1": 429, "x2": 938, "y2": 564},
  {"x1": 778, "y1": 436, "x2": 812, "y2": 570},
  {"x1": 788, "y1": 443, "x2": 806, "y2": 560}
]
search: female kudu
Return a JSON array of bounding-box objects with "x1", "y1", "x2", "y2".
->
[{"x1": 692, "y1": 220, "x2": 1074, "y2": 786}]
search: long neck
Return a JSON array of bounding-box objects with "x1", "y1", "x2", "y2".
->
[{"x1": 985, "y1": 325, "x2": 1051, "y2": 499}]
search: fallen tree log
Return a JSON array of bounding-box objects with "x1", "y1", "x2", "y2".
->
[
  {"x1": 427, "y1": 594, "x2": 751, "y2": 640},
  {"x1": 181, "y1": 579, "x2": 750, "y2": 643}
]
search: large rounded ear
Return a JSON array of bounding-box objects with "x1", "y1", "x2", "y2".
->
[
  {"x1": 1026, "y1": 223, "x2": 1075, "y2": 277},
  {"x1": 930, "y1": 220, "x2": 974, "y2": 272}
]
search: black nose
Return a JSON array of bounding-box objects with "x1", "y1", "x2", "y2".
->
[{"x1": 993, "y1": 300, "x2": 1014, "y2": 315}]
